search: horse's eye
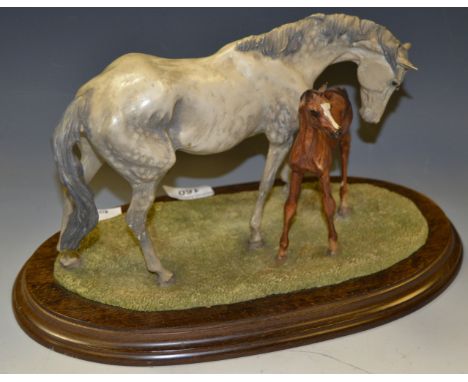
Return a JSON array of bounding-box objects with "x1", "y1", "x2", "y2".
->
[{"x1": 391, "y1": 80, "x2": 400, "y2": 87}]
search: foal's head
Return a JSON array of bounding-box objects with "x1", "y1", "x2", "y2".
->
[{"x1": 299, "y1": 88, "x2": 342, "y2": 139}]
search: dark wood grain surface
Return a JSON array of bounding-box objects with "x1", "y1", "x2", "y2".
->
[{"x1": 12, "y1": 177, "x2": 462, "y2": 366}]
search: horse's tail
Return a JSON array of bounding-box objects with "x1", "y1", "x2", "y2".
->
[{"x1": 52, "y1": 95, "x2": 98, "y2": 251}]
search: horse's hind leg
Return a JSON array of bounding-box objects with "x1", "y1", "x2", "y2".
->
[
  {"x1": 58, "y1": 138, "x2": 103, "y2": 267},
  {"x1": 106, "y1": 129, "x2": 176, "y2": 285},
  {"x1": 249, "y1": 142, "x2": 292, "y2": 249},
  {"x1": 338, "y1": 133, "x2": 351, "y2": 217},
  {"x1": 278, "y1": 170, "x2": 303, "y2": 261},
  {"x1": 126, "y1": 179, "x2": 175, "y2": 286}
]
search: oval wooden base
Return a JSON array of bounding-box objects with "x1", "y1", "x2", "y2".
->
[{"x1": 13, "y1": 177, "x2": 462, "y2": 366}]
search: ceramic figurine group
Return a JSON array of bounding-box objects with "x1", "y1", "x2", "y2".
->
[{"x1": 53, "y1": 13, "x2": 416, "y2": 285}]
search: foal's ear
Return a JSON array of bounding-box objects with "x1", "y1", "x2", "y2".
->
[
  {"x1": 317, "y1": 83, "x2": 328, "y2": 93},
  {"x1": 300, "y1": 89, "x2": 314, "y2": 103}
]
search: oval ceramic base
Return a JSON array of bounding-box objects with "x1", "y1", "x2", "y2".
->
[{"x1": 12, "y1": 177, "x2": 462, "y2": 366}]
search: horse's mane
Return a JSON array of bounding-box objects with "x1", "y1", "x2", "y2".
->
[{"x1": 235, "y1": 13, "x2": 404, "y2": 71}]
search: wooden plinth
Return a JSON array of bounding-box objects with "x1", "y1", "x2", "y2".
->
[{"x1": 12, "y1": 177, "x2": 462, "y2": 366}]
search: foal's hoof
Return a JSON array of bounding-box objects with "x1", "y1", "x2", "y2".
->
[
  {"x1": 337, "y1": 206, "x2": 352, "y2": 219},
  {"x1": 276, "y1": 247, "x2": 288, "y2": 264},
  {"x1": 275, "y1": 255, "x2": 288, "y2": 266},
  {"x1": 248, "y1": 239, "x2": 265, "y2": 250},
  {"x1": 59, "y1": 253, "x2": 81, "y2": 269},
  {"x1": 325, "y1": 249, "x2": 338, "y2": 257},
  {"x1": 158, "y1": 272, "x2": 176, "y2": 287}
]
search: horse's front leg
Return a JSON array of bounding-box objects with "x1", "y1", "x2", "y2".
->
[
  {"x1": 319, "y1": 172, "x2": 339, "y2": 256},
  {"x1": 279, "y1": 161, "x2": 291, "y2": 196},
  {"x1": 249, "y1": 141, "x2": 292, "y2": 249}
]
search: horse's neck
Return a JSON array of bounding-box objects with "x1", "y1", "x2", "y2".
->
[
  {"x1": 215, "y1": 42, "x2": 363, "y2": 92},
  {"x1": 287, "y1": 43, "x2": 362, "y2": 86}
]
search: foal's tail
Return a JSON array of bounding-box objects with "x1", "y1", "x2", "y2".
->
[{"x1": 52, "y1": 95, "x2": 98, "y2": 251}]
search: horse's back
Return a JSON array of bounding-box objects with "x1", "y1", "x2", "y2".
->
[
  {"x1": 75, "y1": 53, "x2": 188, "y2": 133},
  {"x1": 77, "y1": 53, "x2": 174, "y2": 96}
]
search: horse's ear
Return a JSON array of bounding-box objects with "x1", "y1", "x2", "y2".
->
[
  {"x1": 398, "y1": 42, "x2": 417, "y2": 70},
  {"x1": 402, "y1": 42, "x2": 412, "y2": 50},
  {"x1": 398, "y1": 56, "x2": 418, "y2": 71}
]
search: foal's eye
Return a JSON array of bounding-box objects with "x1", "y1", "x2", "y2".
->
[
  {"x1": 391, "y1": 80, "x2": 400, "y2": 88},
  {"x1": 310, "y1": 110, "x2": 320, "y2": 118}
]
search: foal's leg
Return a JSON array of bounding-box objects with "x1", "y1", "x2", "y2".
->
[
  {"x1": 338, "y1": 133, "x2": 351, "y2": 217},
  {"x1": 249, "y1": 142, "x2": 292, "y2": 248},
  {"x1": 278, "y1": 170, "x2": 303, "y2": 261},
  {"x1": 319, "y1": 172, "x2": 339, "y2": 256},
  {"x1": 58, "y1": 138, "x2": 103, "y2": 267}
]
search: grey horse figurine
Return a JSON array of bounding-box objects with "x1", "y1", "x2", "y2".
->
[{"x1": 53, "y1": 13, "x2": 416, "y2": 285}]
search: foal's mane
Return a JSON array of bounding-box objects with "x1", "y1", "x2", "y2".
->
[{"x1": 235, "y1": 13, "x2": 404, "y2": 71}]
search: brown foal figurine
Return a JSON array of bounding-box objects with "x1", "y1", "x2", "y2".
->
[{"x1": 278, "y1": 85, "x2": 353, "y2": 261}]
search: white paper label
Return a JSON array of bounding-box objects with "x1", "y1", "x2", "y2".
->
[
  {"x1": 98, "y1": 206, "x2": 122, "y2": 221},
  {"x1": 163, "y1": 185, "x2": 214, "y2": 200}
]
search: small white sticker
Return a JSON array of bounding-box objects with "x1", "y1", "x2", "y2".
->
[
  {"x1": 98, "y1": 206, "x2": 122, "y2": 221},
  {"x1": 163, "y1": 185, "x2": 214, "y2": 200}
]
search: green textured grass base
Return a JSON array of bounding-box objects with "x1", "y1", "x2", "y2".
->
[{"x1": 54, "y1": 182, "x2": 428, "y2": 312}]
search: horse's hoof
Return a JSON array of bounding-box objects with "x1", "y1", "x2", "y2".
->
[
  {"x1": 325, "y1": 249, "x2": 338, "y2": 257},
  {"x1": 249, "y1": 239, "x2": 264, "y2": 250},
  {"x1": 59, "y1": 253, "x2": 81, "y2": 269},
  {"x1": 158, "y1": 272, "x2": 176, "y2": 287}
]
